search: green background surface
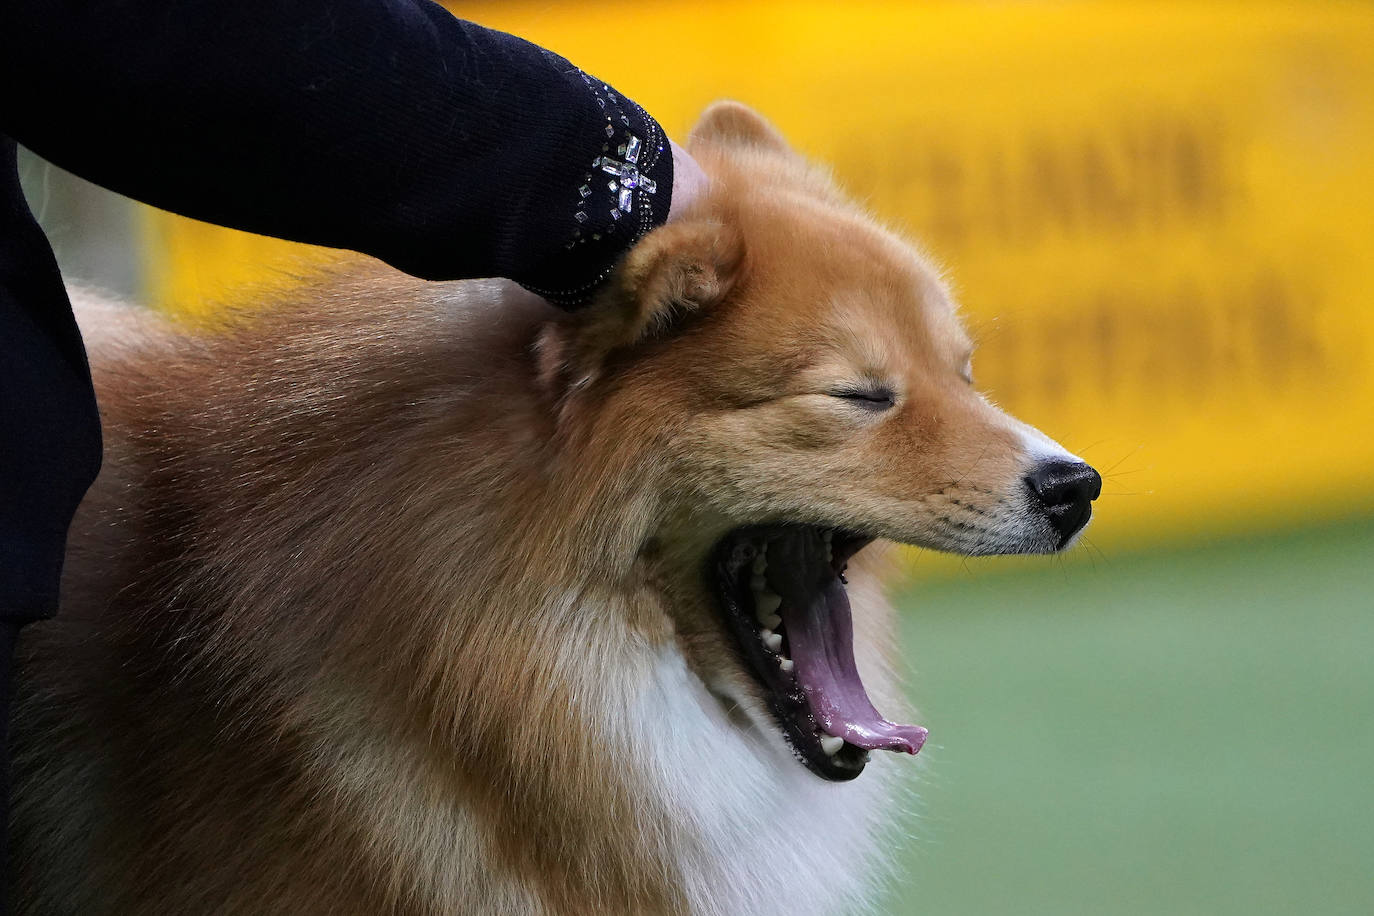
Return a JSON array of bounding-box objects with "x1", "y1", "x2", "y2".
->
[{"x1": 883, "y1": 518, "x2": 1374, "y2": 915}]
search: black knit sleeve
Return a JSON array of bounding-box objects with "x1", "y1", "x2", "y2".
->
[{"x1": 0, "y1": 0, "x2": 674, "y2": 306}]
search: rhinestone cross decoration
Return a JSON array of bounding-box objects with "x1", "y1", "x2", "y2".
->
[{"x1": 593, "y1": 134, "x2": 657, "y2": 221}]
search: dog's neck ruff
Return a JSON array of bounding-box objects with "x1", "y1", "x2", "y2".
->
[{"x1": 627, "y1": 645, "x2": 900, "y2": 916}]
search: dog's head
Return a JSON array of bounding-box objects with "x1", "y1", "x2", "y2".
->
[{"x1": 537, "y1": 102, "x2": 1100, "y2": 781}]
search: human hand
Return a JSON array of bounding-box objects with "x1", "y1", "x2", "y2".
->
[{"x1": 666, "y1": 139, "x2": 707, "y2": 223}]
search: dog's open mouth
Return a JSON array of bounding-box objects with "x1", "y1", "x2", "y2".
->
[{"x1": 711, "y1": 525, "x2": 927, "y2": 781}]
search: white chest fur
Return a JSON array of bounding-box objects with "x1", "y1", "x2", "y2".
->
[{"x1": 619, "y1": 647, "x2": 904, "y2": 916}]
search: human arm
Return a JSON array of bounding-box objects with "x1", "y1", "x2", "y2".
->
[{"x1": 0, "y1": 0, "x2": 682, "y2": 305}]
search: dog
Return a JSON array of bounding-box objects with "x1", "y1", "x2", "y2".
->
[{"x1": 8, "y1": 102, "x2": 1100, "y2": 915}]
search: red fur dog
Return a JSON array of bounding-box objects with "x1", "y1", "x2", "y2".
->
[{"x1": 9, "y1": 103, "x2": 1099, "y2": 915}]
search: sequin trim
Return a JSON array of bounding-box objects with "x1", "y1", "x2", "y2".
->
[{"x1": 566, "y1": 70, "x2": 666, "y2": 251}]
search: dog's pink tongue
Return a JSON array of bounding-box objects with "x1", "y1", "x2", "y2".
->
[{"x1": 782, "y1": 578, "x2": 928, "y2": 754}]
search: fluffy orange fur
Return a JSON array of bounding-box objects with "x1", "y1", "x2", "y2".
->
[{"x1": 9, "y1": 103, "x2": 1074, "y2": 915}]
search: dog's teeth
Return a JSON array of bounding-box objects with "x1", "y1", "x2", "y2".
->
[
  {"x1": 752, "y1": 555, "x2": 767, "y2": 575},
  {"x1": 751, "y1": 574, "x2": 766, "y2": 591},
  {"x1": 761, "y1": 629, "x2": 783, "y2": 652},
  {"x1": 822, "y1": 530, "x2": 833, "y2": 542},
  {"x1": 754, "y1": 591, "x2": 782, "y2": 615},
  {"x1": 760, "y1": 613, "x2": 782, "y2": 629},
  {"x1": 779, "y1": 657, "x2": 794, "y2": 673},
  {"x1": 820, "y1": 734, "x2": 844, "y2": 756}
]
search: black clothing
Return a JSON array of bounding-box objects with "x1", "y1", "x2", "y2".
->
[
  {"x1": 0, "y1": 138, "x2": 104, "y2": 625},
  {"x1": 0, "y1": 0, "x2": 674, "y2": 624},
  {"x1": 0, "y1": 0, "x2": 674, "y2": 880}
]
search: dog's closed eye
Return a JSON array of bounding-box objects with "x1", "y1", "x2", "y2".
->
[{"x1": 830, "y1": 385, "x2": 897, "y2": 411}]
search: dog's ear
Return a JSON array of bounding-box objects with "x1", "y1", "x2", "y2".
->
[
  {"x1": 538, "y1": 219, "x2": 743, "y2": 391},
  {"x1": 688, "y1": 101, "x2": 792, "y2": 157}
]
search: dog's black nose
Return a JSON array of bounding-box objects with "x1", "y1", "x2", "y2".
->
[{"x1": 1025, "y1": 459, "x2": 1102, "y2": 545}]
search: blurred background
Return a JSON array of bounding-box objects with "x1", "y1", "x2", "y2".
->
[{"x1": 17, "y1": 1, "x2": 1374, "y2": 912}]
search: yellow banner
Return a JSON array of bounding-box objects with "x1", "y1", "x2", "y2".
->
[{"x1": 143, "y1": 2, "x2": 1374, "y2": 557}]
